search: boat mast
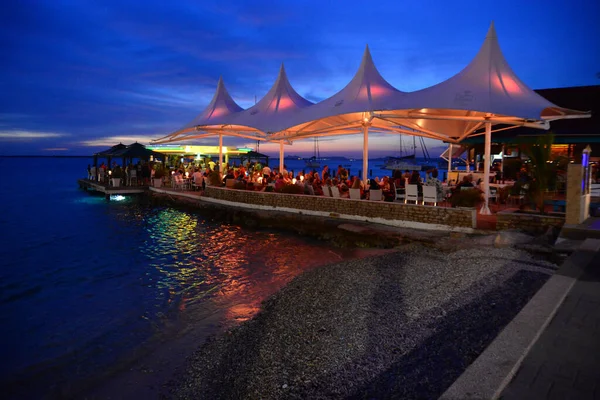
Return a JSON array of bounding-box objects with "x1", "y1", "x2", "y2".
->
[{"x1": 399, "y1": 135, "x2": 403, "y2": 157}]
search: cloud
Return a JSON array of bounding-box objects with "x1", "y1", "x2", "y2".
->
[
  {"x1": 0, "y1": 0, "x2": 598, "y2": 155},
  {"x1": 78, "y1": 135, "x2": 161, "y2": 147},
  {"x1": 0, "y1": 130, "x2": 68, "y2": 140}
]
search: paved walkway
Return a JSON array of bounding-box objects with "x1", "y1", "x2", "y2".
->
[{"x1": 501, "y1": 249, "x2": 600, "y2": 399}]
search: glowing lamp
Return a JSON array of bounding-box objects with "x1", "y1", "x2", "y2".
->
[
  {"x1": 292, "y1": 178, "x2": 297, "y2": 184},
  {"x1": 108, "y1": 170, "x2": 112, "y2": 176},
  {"x1": 185, "y1": 172, "x2": 189, "y2": 178},
  {"x1": 300, "y1": 175, "x2": 304, "y2": 181}
]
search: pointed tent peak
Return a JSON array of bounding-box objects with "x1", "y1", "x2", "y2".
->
[
  {"x1": 275, "y1": 63, "x2": 289, "y2": 82},
  {"x1": 361, "y1": 44, "x2": 374, "y2": 65},
  {"x1": 210, "y1": 76, "x2": 243, "y2": 112},
  {"x1": 255, "y1": 62, "x2": 312, "y2": 110},
  {"x1": 486, "y1": 21, "x2": 497, "y2": 39},
  {"x1": 349, "y1": 44, "x2": 401, "y2": 93}
]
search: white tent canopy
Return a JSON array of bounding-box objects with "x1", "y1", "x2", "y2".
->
[
  {"x1": 229, "y1": 63, "x2": 314, "y2": 134},
  {"x1": 385, "y1": 22, "x2": 588, "y2": 142},
  {"x1": 152, "y1": 22, "x2": 590, "y2": 213},
  {"x1": 269, "y1": 45, "x2": 407, "y2": 140},
  {"x1": 154, "y1": 22, "x2": 588, "y2": 145},
  {"x1": 152, "y1": 76, "x2": 259, "y2": 144}
]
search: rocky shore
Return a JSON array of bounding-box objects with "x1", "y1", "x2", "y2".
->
[{"x1": 163, "y1": 244, "x2": 557, "y2": 399}]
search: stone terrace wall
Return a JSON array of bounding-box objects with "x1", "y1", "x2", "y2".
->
[
  {"x1": 204, "y1": 187, "x2": 476, "y2": 228},
  {"x1": 496, "y1": 209, "x2": 565, "y2": 234}
]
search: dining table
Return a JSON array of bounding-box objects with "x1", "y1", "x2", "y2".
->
[{"x1": 489, "y1": 181, "x2": 515, "y2": 189}]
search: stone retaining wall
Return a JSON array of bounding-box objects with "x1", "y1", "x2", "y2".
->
[
  {"x1": 496, "y1": 209, "x2": 565, "y2": 233},
  {"x1": 204, "y1": 187, "x2": 476, "y2": 229}
]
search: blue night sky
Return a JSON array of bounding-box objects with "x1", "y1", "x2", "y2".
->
[{"x1": 1, "y1": 0, "x2": 599, "y2": 157}]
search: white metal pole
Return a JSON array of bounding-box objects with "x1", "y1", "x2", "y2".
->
[
  {"x1": 501, "y1": 144, "x2": 505, "y2": 181},
  {"x1": 362, "y1": 125, "x2": 369, "y2": 184},
  {"x1": 218, "y1": 134, "x2": 223, "y2": 177},
  {"x1": 466, "y1": 149, "x2": 471, "y2": 173},
  {"x1": 279, "y1": 140, "x2": 284, "y2": 174},
  {"x1": 448, "y1": 143, "x2": 453, "y2": 173},
  {"x1": 480, "y1": 121, "x2": 492, "y2": 215}
]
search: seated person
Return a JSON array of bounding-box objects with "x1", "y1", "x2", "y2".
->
[
  {"x1": 222, "y1": 169, "x2": 235, "y2": 184},
  {"x1": 455, "y1": 175, "x2": 474, "y2": 192},
  {"x1": 380, "y1": 176, "x2": 395, "y2": 201},
  {"x1": 304, "y1": 177, "x2": 315, "y2": 195},
  {"x1": 339, "y1": 184, "x2": 350, "y2": 198},
  {"x1": 425, "y1": 168, "x2": 444, "y2": 200},
  {"x1": 368, "y1": 178, "x2": 380, "y2": 191},
  {"x1": 192, "y1": 168, "x2": 204, "y2": 188},
  {"x1": 409, "y1": 170, "x2": 423, "y2": 195},
  {"x1": 274, "y1": 174, "x2": 286, "y2": 191},
  {"x1": 313, "y1": 179, "x2": 324, "y2": 196}
]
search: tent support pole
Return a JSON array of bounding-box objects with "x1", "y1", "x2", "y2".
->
[
  {"x1": 501, "y1": 144, "x2": 505, "y2": 180},
  {"x1": 447, "y1": 143, "x2": 452, "y2": 173},
  {"x1": 218, "y1": 134, "x2": 223, "y2": 176},
  {"x1": 466, "y1": 149, "x2": 471, "y2": 173},
  {"x1": 362, "y1": 124, "x2": 369, "y2": 184},
  {"x1": 279, "y1": 140, "x2": 284, "y2": 174},
  {"x1": 480, "y1": 121, "x2": 492, "y2": 215}
]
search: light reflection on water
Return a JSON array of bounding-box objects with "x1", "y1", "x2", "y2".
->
[
  {"x1": 3, "y1": 194, "x2": 351, "y2": 397},
  {"x1": 141, "y1": 208, "x2": 322, "y2": 324}
]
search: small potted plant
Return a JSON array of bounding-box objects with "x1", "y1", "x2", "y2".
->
[
  {"x1": 153, "y1": 166, "x2": 165, "y2": 187},
  {"x1": 111, "y1": 166, "x2": 123, "y2": 187}
]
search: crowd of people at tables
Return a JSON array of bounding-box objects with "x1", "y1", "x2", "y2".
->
[
  {"x1": 177, "y1": 161, "x2": 479, "y2": 203},
  {"x1": 90, "y1": 159, "x2": 519, "y2": 204}
]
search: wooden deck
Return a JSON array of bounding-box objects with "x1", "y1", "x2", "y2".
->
[{"x1": 78, "y1": 179, "x2": 147, "y2": 199}]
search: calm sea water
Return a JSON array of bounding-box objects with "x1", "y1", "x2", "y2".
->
[
  {"x1": 0, "y1": 157, "x2": 372, "y2": 398},
  {"x1": 264, "y1": 157, "x2": 447, "y2": 181}
]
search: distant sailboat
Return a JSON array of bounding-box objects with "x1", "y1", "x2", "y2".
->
[
  {"x1": 305, "y1": 138, "x2": 321, "y2": 169},
  {"x1": 381, "y1": 135, "x2": 422, "y2": 171}
]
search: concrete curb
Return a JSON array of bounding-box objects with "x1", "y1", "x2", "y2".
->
[{"x1": 439, "y1": 238, "x2": 600, "y2": 400}]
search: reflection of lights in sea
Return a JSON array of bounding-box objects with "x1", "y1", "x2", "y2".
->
[
  {"x1": 138, "y1": 208, "x2": 346, "y2": 328},
  {"x1": 110, "y1": 195, "x2": 127, "y2": 201}
]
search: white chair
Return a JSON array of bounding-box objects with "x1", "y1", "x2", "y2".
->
[
  {"x1": 192, "y1": 176, "x2": 204, "y2": 191},
  {"x1": 423, "y1": 185, "x2": 438, "y2": 206},
  {"x1": 369, "y1": 189, "x2": 382, "y2": 201},
  {"x1": 349, "y1": 188, "x2": 361, "y2": 200},
  {"x1": 330, "y1": 186, "x2": 341, "y2": 198},
  {"x1": 173, "y1": 175, "x2": 188, "y2": 191},
  {"x1": 322, "y1": 185, "x2": 331, "y2": 197},
  {"x1": 395, "y1": 185, "x2": 405, "y2": 202},
  {"x1": 406, "y1": 184, "x2": 419, "y2": 204},
  {"x1": 128, "y1": 169, "x2": 138, "y2": 186}
]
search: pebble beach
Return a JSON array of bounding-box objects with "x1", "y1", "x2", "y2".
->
[{"x1": 164, "y1": 244, "x2": 557, "y2": 399}]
